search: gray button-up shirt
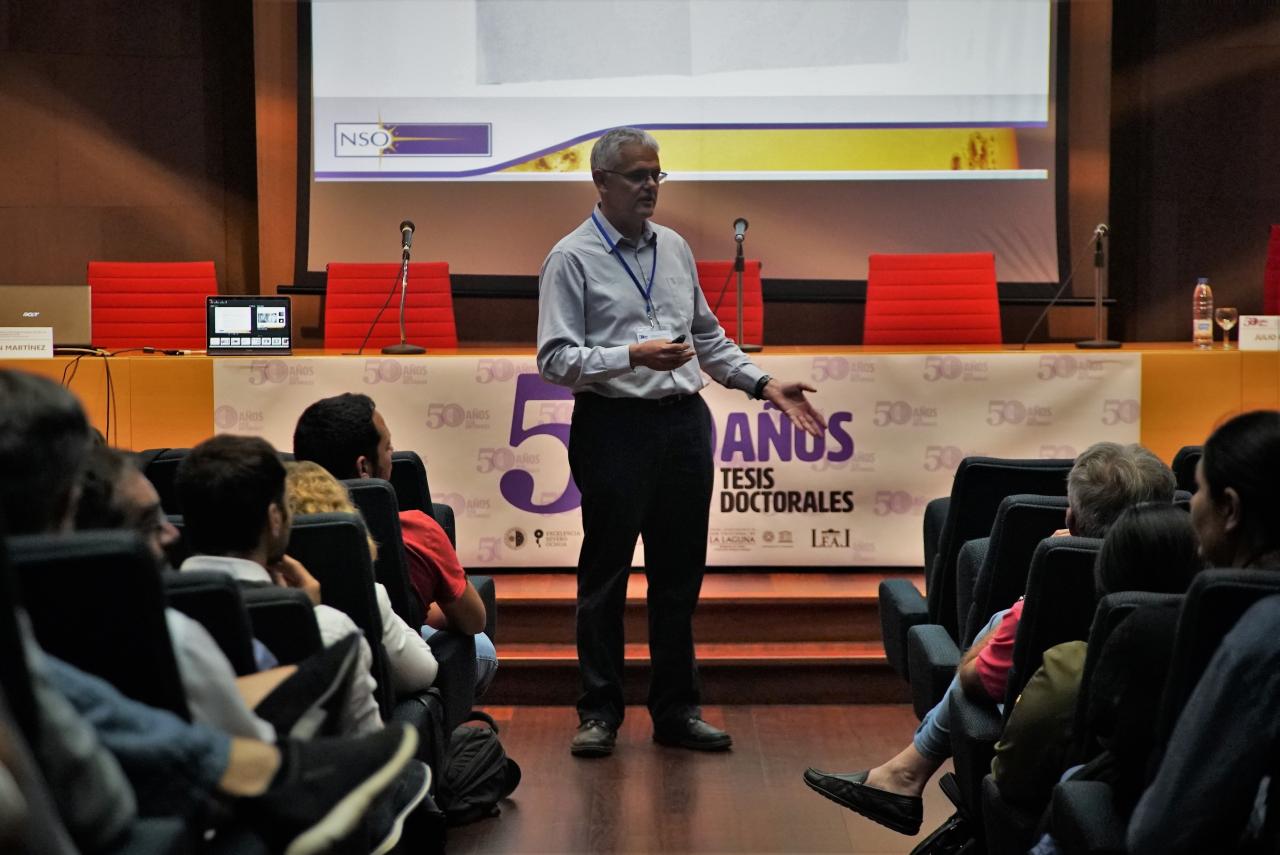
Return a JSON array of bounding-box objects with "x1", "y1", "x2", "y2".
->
[{"x1": 537, "y1": 207, "x2": 765, "y2": 399}]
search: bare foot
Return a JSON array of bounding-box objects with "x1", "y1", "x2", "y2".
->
[{"x1": 863, "y1": 745, "x2": 940, "y2": 797}]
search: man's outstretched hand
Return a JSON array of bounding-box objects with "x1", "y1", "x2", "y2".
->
[{"x1": 761, "y1": 379, "x2": 827, "y2": 437}]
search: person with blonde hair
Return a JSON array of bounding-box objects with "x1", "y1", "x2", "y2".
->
[{"x1": 284, "y1": 461, "x2": 439, "y2": 695}]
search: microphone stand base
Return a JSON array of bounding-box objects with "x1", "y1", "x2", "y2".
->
[
  {"x1": 739, "y1": 343, "x2": 763, "y2": 353},
  {"x1": 381, "y1": 342, "x2": 426, "y2": 355},
  {"x1": 1075, "y1": 339, "x2": 1122, "y2": 350}
]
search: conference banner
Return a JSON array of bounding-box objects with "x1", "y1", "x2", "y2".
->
[{"x1": 212, "y1": 353, "x2": 1141, "y2": 568}]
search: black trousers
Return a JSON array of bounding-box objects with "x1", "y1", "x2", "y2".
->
[{"x1": 569, "y1": 391, "x2": 714, "y2": 729}]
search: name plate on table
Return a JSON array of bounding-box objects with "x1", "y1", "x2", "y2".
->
[
  {"x1": 0, "y1": 327, "x2": 52, "y2": 358},
  {"x1": 1239, "y1": 316, "x2": 1280, "y2": 351}
]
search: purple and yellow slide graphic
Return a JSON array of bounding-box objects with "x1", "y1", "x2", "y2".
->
[
  {"x1": 322, "y1": 124, "x2": 1034, "y2": 180},
  {"x1": 504, "y1": 127, "x2": 1023, "y2": 175},
  {"x1": 334, "y1": 122, "x2": 491, "y2": 157}
]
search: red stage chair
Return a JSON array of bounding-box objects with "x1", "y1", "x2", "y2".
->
[
  {"x1": 324, "y1": 262, "x2": 458, "y2": 350},
  {"x1": 696, "y1": 259, "x2": 764, "y2": 346},
  {"x1": 1264, "y1": 225, "x2": 1280, "y2": 315},
  {"x1": 88, "y1": 261, "x2": 216, "y2": 349},
  {"x1": 863, "y1": 252, "x2": 1002, "y2": 345}
]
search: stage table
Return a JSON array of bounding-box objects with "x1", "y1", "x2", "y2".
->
[{"x1": 6, "y1": 345, "x2": 1276, "y2": 567}]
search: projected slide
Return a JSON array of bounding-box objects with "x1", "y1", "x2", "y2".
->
[{"x1": 312, "y1": 0, "x2": 1050, "y2": 181}]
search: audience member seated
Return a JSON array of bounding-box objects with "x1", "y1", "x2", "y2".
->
[
  {"x1": 994, "y1": 502, "x2": 1203, "y2": 816},
  {"x1": 285, "y1": 459, "x2": 440, "y2": 695},
  {"x1": 0, "y1": 368, "x2": 426, "y2": 853},
  {"x1": 293, "y1": 392, "x2": 498, "y2": 695},
  {"x1": 75, "y1": 444, "x2": 373, "y2": 743},
  {"x1": 1128, "y1": 410, "x2": 1280, "y2": 854},
  {"x1": 803, "y1": 442, "x2": 1175, "y2": 836},
  {"x1": 174, "y1": 433, "x2": 384, "y2": 735}
]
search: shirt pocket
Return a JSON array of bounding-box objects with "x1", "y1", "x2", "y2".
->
[{"x1": 662, "y1": 274, "x2": 696, "y2": 328}]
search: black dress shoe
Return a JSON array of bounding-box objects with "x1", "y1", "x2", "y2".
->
[
  {"x1": 570, "y1": 720, "x2": 617, "y2": 758},
  {"x1": 803, "y1": 768, "x2": 922, "y2": 836},
  {"x1": 653, "y1": 717, "x2": 733, "y2": 751}
]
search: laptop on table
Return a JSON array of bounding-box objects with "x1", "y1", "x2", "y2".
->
[
  {"x1": 206, "y1": 295, "x2": 293, "y2": 356},
  {"x1": 0, "y1": 285, "x2": 94, "y2": 348}
]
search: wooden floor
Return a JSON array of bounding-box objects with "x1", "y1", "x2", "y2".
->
[{"x1": 449, "y1": 704, "x2": 955, "y2": 855}]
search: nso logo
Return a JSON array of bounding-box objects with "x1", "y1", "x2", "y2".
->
[{"x1": 335, "y1": 124, "x2": 394, "y2": 157}]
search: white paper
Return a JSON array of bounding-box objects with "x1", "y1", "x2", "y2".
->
[
  {"x1": 1239, "y1": 316, "x2": 1280, "y2": 351},
  {"x1": 0, "y1": 327, "x2": 53, "y2": 359}
]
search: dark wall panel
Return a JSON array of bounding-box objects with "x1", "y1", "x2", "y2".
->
[
  {"x1": 0, "y1": 0, "x2": 256, "y2": 292},
  {"x1": 1111, "y1": 3, "x2": 1280, "y2": 341}
]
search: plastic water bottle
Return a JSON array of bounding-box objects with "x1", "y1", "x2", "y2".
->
[{"x1": 1193, "y1": 277, "x2": 1214, "y2": 349}]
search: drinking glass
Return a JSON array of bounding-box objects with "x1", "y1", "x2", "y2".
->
[{"x1": 1215, "y1": 307, "x2": 1239, "y2": 349}]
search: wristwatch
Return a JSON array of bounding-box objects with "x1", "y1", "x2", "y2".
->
[{"x1": 752, "y1": 374, "x2": 772, "y2": 400}]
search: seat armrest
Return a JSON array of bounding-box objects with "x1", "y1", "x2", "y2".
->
[
  {"x1": 879, "y1": 579, "x2": 929, "y2": 680},
  {"x1": 1051, "y1": 780, "x2": 1127, "y2": 855},
  {"x1": 470, "y1": 574, "x2": 496, "y2": 643},
  {"x1": 242, "y1": 587, "x2": 323, "y2": 666},
  {"x1": 423, "y1": 628, "x2": 477, "y2": 733},
  {"x1": 391, "y1": 687, "x2": 448, "y2": 771},
  {"x1": 906, "y1": 624, "x2": 960, "y2": 719},
  {"x1": 948, "y1": 687, "x2": 1004, "y2": 818}
]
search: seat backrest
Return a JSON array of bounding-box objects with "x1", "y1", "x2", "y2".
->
[
  {"x1": 8, "y1": 530, "x2": 190, "y2": 719},
  {"x1": 343, "y1": 478, "x2": 424, "y2": 629},
  {"x1": 389, "y1": 450, "x2": 434, "y2": 517},
  {"x1": 1069, "y1": 590, "x2": 1182, "y2": 763},
  {"x1": 863, "y1": 252, "x2": 1001, "y2": 345},
  {"x1": 166, "y1": 515, "x2": 322, "y2": 669},
  {"x1": 695, "y1": 259, "x2": 764, "y2": 346},
  {"x1": 88, "y1": 261, "x2": 216, "y2": 349},
  {"x1": 1264, "y1": 224, "x2": 1280, "y2": 315},
  {"x1": 1151, "y1": 568, "x2": 1280, "y2": 765},
  {"x1": 138, "y1": 447, "x2": 192, "y2": 515},
  {"x1": 930, "y1": 457, "x2": 1074, "y2": 639},
  {"x1": 1170, "y1": 445, "x2": 1202, "y2": 495},
  {"x1": 324, "y1": 262, "x2": 458, "y2": 350},
  {"x1": 0, "y1": 534, "x2": 39, "y2": 745},
  {"x1": 242, "y1": 586, "x2": 324, "y2": 666},
  {"x1": 961, "y1": 494, "x2": 1069, "y2": 645},
  {"x1": 1002, "y1": 535, "x2": 1103, "y2": 716},
  {"x1": 163, "y1": 570, "x2": 259, "y2": 677},
  {"x1": 286, "y1": 511, "x2": 393, "y2": 716}
]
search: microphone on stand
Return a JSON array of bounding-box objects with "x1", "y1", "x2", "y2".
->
[
  {"x1": 355, "y1": 219, "x2": 426, "y2": 355},
  {"x1": 729, "y1": 216, "x2": 760, "y2": 352},
  {"x1": 1078, "y1": 223, "x2": 1120, "y2": 349},
  {"x1": 1020, "y1": 224, "x2": 1120, "y2": 350},
  {"x1": 400, "y1": 220, "x2": 415, "y2": 255}
]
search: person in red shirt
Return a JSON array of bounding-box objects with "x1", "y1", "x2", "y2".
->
[
  {"x1": 804, "y1": 442, "x2": 1175, "y2": 836},
  {"x1": 293, "y1": 393, "x2": 494, "y2": 694}
]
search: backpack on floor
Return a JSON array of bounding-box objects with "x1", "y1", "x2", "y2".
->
[{"x1": 435, "y1": 711, "x2": 522, "y2": 826}]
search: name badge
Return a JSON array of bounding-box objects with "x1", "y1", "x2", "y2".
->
[{"x1": 636, "y1": 325, "x2": 674, "y2": 343}]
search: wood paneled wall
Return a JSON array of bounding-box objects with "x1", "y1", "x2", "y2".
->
[
  {"x1": 1110, "y1": 3, "x2": 1280, "y2": 341},
  {"x1": 0, "y1": 0, "x2": 257, "y2": 293}
]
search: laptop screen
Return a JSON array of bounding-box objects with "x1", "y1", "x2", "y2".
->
[
  {"x1": 206, "y1": 296, "x2": 292, "y2": 355},
  {"x1": 0, "y1": 285, "x2": 93, "y2": 347}
]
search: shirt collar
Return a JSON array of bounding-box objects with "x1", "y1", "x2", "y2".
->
[
  {"x1": 180, "y1": 553, "x2": 273, "y2": 585},
  {"x1": 591, "y1": 204, "x2": 656, "y2": 251}
]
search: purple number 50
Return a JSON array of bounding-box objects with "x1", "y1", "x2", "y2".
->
[{"x1": 498, "y1": 374, "x2": 582, "y2": 514}]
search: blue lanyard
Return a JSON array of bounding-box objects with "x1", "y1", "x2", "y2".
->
[{"x1": 591, "y1": 212, "x2": 658, "y2": 319}]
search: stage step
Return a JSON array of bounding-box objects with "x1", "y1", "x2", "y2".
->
[{"x1": 484, "y1": 571, "x2": 923, "y2": 704}]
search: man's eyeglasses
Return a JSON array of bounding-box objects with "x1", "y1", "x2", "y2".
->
[{"x1": 599, "y1": 168, "x2": 668, "y2": 185}]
